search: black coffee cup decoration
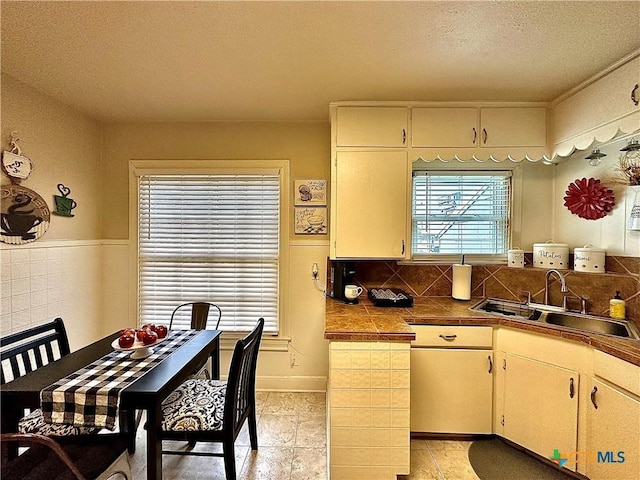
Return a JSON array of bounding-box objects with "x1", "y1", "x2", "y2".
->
[
  {"x1": 1, "y1": 185, "x2": 51, "y2": 244},
  {"x1": 53, "y1": 184, "x2": 77, "y2": 217}
]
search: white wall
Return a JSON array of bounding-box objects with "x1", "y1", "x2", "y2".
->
[
  {"x1": 1, "y1": 75, "x2": 104, "y2": 349},
  {"x1": 1, "y1": 242, "x2": 103, "y2": 350},
  {"x1": 553, "y1": 140, "x2": 640, "y2": 256}
]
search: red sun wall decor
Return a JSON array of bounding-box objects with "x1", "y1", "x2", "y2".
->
[{"x1": 564, "y1": 177, "x2": 615, "y2": 220}]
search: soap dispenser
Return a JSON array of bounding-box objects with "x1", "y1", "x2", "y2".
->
[{"x1": 609, "y1": 291, "x2": 626, "y2": 320}]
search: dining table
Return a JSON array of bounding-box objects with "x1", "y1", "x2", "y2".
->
[{"x1": 1, "y1": 328, "x2": 221, "y2": 480}]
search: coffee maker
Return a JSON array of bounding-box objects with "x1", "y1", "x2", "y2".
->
[{"x1": 330, "y1": 261, "x2": 358, "y2": 304}]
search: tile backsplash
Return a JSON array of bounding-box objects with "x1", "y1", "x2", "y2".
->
[{"x1": 349, "y1": 256, "x2": 640, "y2": 328}]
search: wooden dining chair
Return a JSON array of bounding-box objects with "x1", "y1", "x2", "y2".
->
[
  {"x1": 1, "y1": 319, "x2": 98, "y2": 436},
  {"x1": 169, "y1": 302, "x2": 222, "y2": 331},
  {"x1": 168, "y1": 302, "x2": 222, "y2": 379},
  {"x1": 158, "y1": 318, "x2": 264, "y2": 480},
  {"x1": 1, "y1": 432, "x2": 131, "y2": 480}
]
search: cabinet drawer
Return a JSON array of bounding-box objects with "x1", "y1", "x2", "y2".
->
[{"x1": 411, "y1": 325, "x2": 493, "y2": 348}]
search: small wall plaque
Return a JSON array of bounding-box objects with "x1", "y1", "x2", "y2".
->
[
  {"x1": 294, "y1": 207, "x2": 327, "y2": 234},
  {"x1": 294, "y1": 179, "x2": 327, "y2": 206}
]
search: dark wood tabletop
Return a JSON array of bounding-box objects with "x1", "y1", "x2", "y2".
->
[{"x1": 1, "y1": 329, "x2": 222, "y2": 480}]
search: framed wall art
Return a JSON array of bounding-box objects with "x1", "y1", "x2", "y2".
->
[
  {"x1": 294, "y1": 207, "x2": 327, "y2": 234},
  {"x1": 294, "y1": 179, "x2": 327, "y2": 206}
]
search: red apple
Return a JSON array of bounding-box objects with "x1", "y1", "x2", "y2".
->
[
  {"x1": 141, "y1": 323, "x2": 157, "y2": 333},
  {"x1": 155, "y1": 325, "x2": 168, "y2": 339},
  {"x1": 136, "y1": 329, "x2": 146, "y2": 341},
  {"x1": 118, "y1": 333, "x2": 135, "y2": 348},
  {"x1": 141, "y1": 329, "x2": 158, "y2": 346},
  {"x1": 120, "y1": 328, "x2": 135, "y2": 336}
]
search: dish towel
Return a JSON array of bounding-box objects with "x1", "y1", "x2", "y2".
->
[{"x1": 40, "y1": 329, "x2": 198, "y2": 431}]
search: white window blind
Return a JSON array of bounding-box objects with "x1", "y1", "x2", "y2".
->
[
  {"x1": 138, "y1": 174, "x2": 280, "y2": 334},
  {"x1": 412, "y1": 171, "x2": 511, "y2": 259}
]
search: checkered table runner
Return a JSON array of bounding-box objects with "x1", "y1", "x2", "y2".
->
[{"x1": 40, "y1": 329, "x2": 199, "y2": 431}]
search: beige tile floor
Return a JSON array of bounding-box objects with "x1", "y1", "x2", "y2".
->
[
  {"x1": 399, "y1": 439, "x2": 481, "y2": 480},
  {"x1": 129, "y1": 392, "x2": 480, "y2": 480},
  {"x1": 129, "y1": 391, "x2": 328, "y2": 480}
]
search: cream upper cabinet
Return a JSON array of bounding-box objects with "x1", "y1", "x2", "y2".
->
[
  {"x1": 502, "y1": 353, "x2": 579, "y2": 472},
  {"x1": 411, "y1": 107, "x2": 478, "y2": 147},
  {"x1": 331, "y1": 151, "x2": 407, "y2": 259},
  {"x1": 552, "y1": 55, "x2": 640, "y2": 149},
  {"x1": 335, "y1": 106, "x2": 408, "y2": 147},
  {"x1": 411, "y1": 106, "x2": 546, "y2": 148},
  {"x1": 479, "y1": 107, "x2": 547, "y2": 147},
  {"x1": 586, "y1": 379, "x2": 640, "y2": 480}
]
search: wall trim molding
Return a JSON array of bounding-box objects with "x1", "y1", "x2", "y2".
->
[
  {"x1": 256, "y1": 375, "x2": 327, "y2": 392},
  {"x1": 0, "y1": 239, "x2": 129, "y2": 250}
]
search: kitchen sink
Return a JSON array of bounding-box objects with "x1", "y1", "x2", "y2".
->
[
  {"x1": 470, "y1": 298, "x2": 639, "y2": 339},
  {"x1": 469, "y1": 298, "x2": 542, "y2": 320},
  {"x1": 539, "y1": 311, "x2": 640, "y2": 339}
]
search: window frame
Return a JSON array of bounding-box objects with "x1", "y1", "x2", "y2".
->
[
  {"x1": 128, "y1": 159, "x2": 291, "y2": 350},
  {"x1": 406, "y1": 162, "x2": 523, "y2": 265}
]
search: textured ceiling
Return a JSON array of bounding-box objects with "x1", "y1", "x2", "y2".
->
[{"x1": 2, "y1": 1, "x2": 639, "y2": 122}]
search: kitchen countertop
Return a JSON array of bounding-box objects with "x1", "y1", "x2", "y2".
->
[{"x1": 324, "y1": 296, "x2": 640, "y2": 367}]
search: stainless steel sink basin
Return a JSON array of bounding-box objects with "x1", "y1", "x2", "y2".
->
[
  {"x1": 540, "y1": 311, "x2": 640, "y2": 339},
  {"x1": 469, "y1": 298, "x2": 542, "y2": 321},
  {"x1": 470, "y1": 298, "x2": 639, "y2": 340}
]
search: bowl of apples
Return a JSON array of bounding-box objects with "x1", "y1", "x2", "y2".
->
[{"x1": 112, "y1": 324, "x2": 169, "y2": 359}]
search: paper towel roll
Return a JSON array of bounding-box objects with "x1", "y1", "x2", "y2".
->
[{"x1": 452, "y1": 264, "x2": 472, "y2": 300}]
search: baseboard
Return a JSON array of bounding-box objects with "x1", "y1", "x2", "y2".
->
[{"x1": 256, "y1": 375, "x2": 328, "y2": 392}]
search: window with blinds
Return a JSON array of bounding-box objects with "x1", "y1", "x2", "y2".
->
[
  {"x1": 137, "y1": 174, "x2": 280, "y2": 334},
  {"x1": 412, "y1": 171, "x2": 511, "y2": 260}
]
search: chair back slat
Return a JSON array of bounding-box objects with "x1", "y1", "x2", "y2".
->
[
  {"x1": 223, "y1": 318, "x2": 264, "y2": 436},
  {"x1": 0, "y1": 318, "x2": 70, "y2": 385},
  {"x1": 169, "y1": 302, "x2": 222, "y2": 331}
]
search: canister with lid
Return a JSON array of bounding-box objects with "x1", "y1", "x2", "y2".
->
[
  {"x1": 573, "y1": 245, "x2": 606, "y2": 273},
  {"x1": 533, "y1": 242, "x2": 569, "y2": 269},
  {"x1": 507, "y1": 247, "x2": 525, "y2": 268}
]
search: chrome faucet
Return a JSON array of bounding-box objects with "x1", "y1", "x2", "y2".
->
[{"x1": 544, "y1": 269, "x2": 568, "y2": 306}]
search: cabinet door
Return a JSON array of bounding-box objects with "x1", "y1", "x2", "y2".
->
[
  {"x1": 503, "y1": 354, "x2": 578, "y2": 471},
  {"x1": 480, "y1": 107, "x2": 547, "y2": 147},
  {"x1": 552, "y1": 56, "x2": 640, "y2": 145},
  {"x1": 586, "y1": 379, "x2": 640, "y2": 480},
  {"x1": 336, "y1": 107, "x2": 408, "y2": 147},
  {"x1": 411, "y1": 349, "x2": 493, "y2": 434},
  {"x1": 411, "y1": 107, "x2": 478, "y2": 147},
  {"x1": 333, "y1": 151, "x2": 407, "y2": 258}
]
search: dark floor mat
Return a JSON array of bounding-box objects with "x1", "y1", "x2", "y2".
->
[{"x1": 468, "y1": 438, "x2": 575, "y2": 480}]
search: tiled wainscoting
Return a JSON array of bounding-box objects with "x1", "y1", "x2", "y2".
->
[
  {"x1": 0, "y1": 241, "x2": 105, "y2": 349},
  {"x1": 353, "y1": 256, "x2": 640, "y2": 329},
  {"x1": 328, "y1": 341, "x2": 411, "y2": 479}
]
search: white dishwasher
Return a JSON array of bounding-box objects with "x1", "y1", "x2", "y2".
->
[{"x1": 410, "y1": 325, "x2": 494, "y2": 434}]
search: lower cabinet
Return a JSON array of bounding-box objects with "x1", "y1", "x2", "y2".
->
[
  {"x1": 410, "y1": 325, "x2": 493, "y2": 434},
  {"x1": 501, "y1": 353, "x2": 579, "y2": 472},
  {"x1": 410, "y1": 348, "x2": 493, "y2": 433},
  {"x1": 586, "y1": 379, "x2": 640, "y2": 480}
]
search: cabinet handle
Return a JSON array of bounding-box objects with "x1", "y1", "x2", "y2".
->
[
  {"x1": 401, "y1": 239, "x2": 405, "y2": 255},
  {"x1": 569, "y1": 377, "x2": 575, "y2": 399},
  {"x1": 591, "y1": 386, "x2": 598, "y2": 409},
  {"x1": 472, "y1": 127, "x2": 477, "y2": 144},
  {"x1": 482, "y1": 128, "x2": 488, "y2": 144},
  {"x1": 402, "y1": 128, "x2": 407, "y2": 145},
  {"x1": 488, "y1": 355, "x2": 493, "y2": 373},
  {"x1": 438, "y1": 334, "x2": 457, "y2": 341},
  {"x1": 503, "y1": 358, "x2": 506, "y2": 370},
  {"x1": 632, "y1": 83, "x2": 639, "y2": 106}
]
